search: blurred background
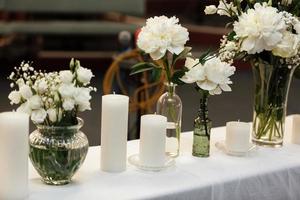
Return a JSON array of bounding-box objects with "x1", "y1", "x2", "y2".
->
[{"x1": 0, "y1": 0, "x2": 299, "y2": 146}]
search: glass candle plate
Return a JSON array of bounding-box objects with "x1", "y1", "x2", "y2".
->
[
  {"x1": 215, "y1": 141, "x2": 258, "y2": 157},
  {"x1": 128, "y1": 154, "x2": 175, "y2": 172}
]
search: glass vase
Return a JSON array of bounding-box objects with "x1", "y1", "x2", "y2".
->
[
  {"x1": 156, "y1": 82, "x2": 182, "y2": 157},
  {"x1": 192, "y1": 95, "x2": 212, "y2": 157},
  {"x1": 29, "y1": 118, "x2": 89, "y2": 185},
  {"x1": 252, "y1": 60, "x2": 296, "y2": 147}
]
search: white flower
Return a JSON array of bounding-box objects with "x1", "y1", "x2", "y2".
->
[
  {"x1": 62, "y1": 98, "x2": 75, "y2": 111},
  {"x1": 16, "y1": 78, "x2": 25, "y2": 87},
  {"x1": 78, "y1": 101, "x2": 91, "y2": 112},
  {"x1": 181, "y1": 57, "x2": 235, "y2": 95},
  {"x1": 77, "y1": 67, "x2": 93, "y2": 85},
  {"x1": 8, "y1": 90, "x2": 21, "y2": 105},
  {"x1": 29, "y1": 95, "x2": 43, "y2": 110},
  {"x1": 59, "y1": 70, "x2": 74, "y2": 84},
  {"x1": 272, "y1": 32, "x2": 300, "y2": 58},
  {"x1": 73, "y1": 87, "x2": 91, "y2": 105},
  {"x1": 137, "y1": 16, "x2": 189, "y2": 60},
  {"x1": 9, "y1": 72, "x2": 15, "y2": 79},
  {"x1": 204, "y1": 5, "x2": 217, "y2": 15},
  {"x1": 294, "y1": 22, "x2": 300, "y2": 34},
  {"x1": 31, "y1": 109, "x2": 47, "y2": 124},
  {"x1": 233, "y1": 3, "x2": 286, "y2": 54},
  {"x1": 36, "y1": 79, "x2": 48, "y2": 94},
  {"x1": 224, "y1": 41, "x2": 237, "y2": 51},
  {"x1": 217, "y1": 1, "x2": 237, "y2": 17},
  {"x1": 19, "y1": 85, "x2": 33, "y2": 99},
  {"x1": 58, "y1": 84, "x2": 75, "y2": 98},
  {"x1": 47, "y1": 108, "x2": 57, "y2": 123},
  {"x1": 17, "y1": 102, "x2": 32, "y2": 115}
]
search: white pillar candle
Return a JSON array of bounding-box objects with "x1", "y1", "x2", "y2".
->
[
  {"x1": 0, "y1": 112, "x2": 29, "y2": 200},
  {"x1": 101, "y1": 94, "x2": 129, "y2": 172},
  {"x1": 226, "y1": 121, "x2": 250, "y2": 153},
  {"x1": 139, "y1": 114, "x2": 167, "y2": 167},
  {"x1": 291, "y1": 115, "x2": 300, "y2": 144}
]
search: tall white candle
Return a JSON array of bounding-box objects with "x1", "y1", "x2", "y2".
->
[
  {"x1": 139, "y1": 114, "x2": 167, "y2": 167},
  {"x1": 101, "y1": 94, "x2": 129, "y2": 172},
  {"x1": 226, "y1": 121, "x2": 250, "y2": 153},
  {"x1": 292, "y1": 115, "x2": 300, "y2": 144},
  {"x1": 0, "y1": 112, "x2": 29, "y2": 200}
]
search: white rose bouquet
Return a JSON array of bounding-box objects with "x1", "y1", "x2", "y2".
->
[
  {"x1": 203, "y1": 0, "x2": 300, "y2": 144},
  {"x1": 8, "y1": 59, "x2": 96, "y2": 126},
  {"x1": 131, "y1": 15, "x2": 190, "y2": 83}
]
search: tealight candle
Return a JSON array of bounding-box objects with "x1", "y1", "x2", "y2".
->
[
  {"x1": 139, "y1": 114, "x2": 167, "y2": 167},
  {"x1": 291, "y1": 115, "x2": 300, "y2": 144},
  {"x1": 101, "y1": 94, "x2": 129, "y2": 172},
  {"x1": 0, "y1": 112, "x2": 29, "y2": 200},
  {"x1": 226, "y1": 121, "x2": 251, "y2": 153}
]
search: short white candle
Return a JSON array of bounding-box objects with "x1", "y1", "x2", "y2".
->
[
  {"x1": 139, "y1": 114, "x2": 167, "y2": 167},
  {"x1": 0, "y1": 112, "x2": 29, "y2": 200},
  {"x1": 292, "y1": 115, "x2": 300, "y2": 144},
  {"x1": 226, "y1": 121, "x2": 250, "y2": 153},
  {"x1": 101, "y1": 94, "x2": 129, "y2": 172}
]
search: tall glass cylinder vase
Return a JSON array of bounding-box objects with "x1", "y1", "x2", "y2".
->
[
  {"x1": 193, "y1": 93, "x2": 211, "y2": 157},
  {"x1": 156, "y1": 82, "x2": 182, "y2": 157},
  {"x1": 252, "y1": 60, "x2": 296, "y2": 147}
]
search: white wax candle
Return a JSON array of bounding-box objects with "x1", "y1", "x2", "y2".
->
[
  {"x1": 139, "y1": 114, "x2": 167, "y2": 167},
  {"x1": 226, "y1": 121, "x2": 250, "y2": 153},
  {"x1": 292, "y1": 115, "x2": 300, "y2": 144},
  {"x1": 101, "y1": 94, "x2": 129, "y2": 172},
  {"x1": 0, "y1": 112, "x2": 29, "y2": 200}
]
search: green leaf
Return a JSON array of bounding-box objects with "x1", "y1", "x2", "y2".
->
[
  {"x1": 199, "y1": 49, "x2": 212, "y2": 64},
  {"x1": 173, "y1": 46, "x2": 192, "y2": 64},
  {"x1": 130, "y1": 62, "x2": 158, "y2": 75},
  {"x1": 227, "y1": 31, "x2": 236, "y2": 41},
  {"x1": 151, "y1": 67, "x2": 162, "y2": 82},
  {"x1": 171, "y1": 70, "x2": 187, "y2": 85}
]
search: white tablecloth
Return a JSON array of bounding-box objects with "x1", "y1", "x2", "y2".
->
[{"x1": 28, "y1": 117, "x2": 300, "y2": 200}]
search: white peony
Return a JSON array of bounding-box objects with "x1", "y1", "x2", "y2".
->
[
  {"x1": 17, "y1": 102, "x2": 32, "y2": 115},
  {"x1": 272, "y1": 32, "x2": 300, "y2": 58},
  {"x1": 204, "y1": 5, "x2": 217, "y2": 15},
  {"x1": 8, "y1": 90, "x2": 21, "y2": 105},
  {"x1": 233, "y1": 3, "x2": 286, "y2": 54},
  {"x1": 62, "y1": 98, "x2": 75, "y2": 111},
  {"x1": 76, "y1": 67, "x2": 93, "y2": 85},
  {"x1": 137, "y1": 16, "x2": 189, "y2": 60},
  {"x1": 181, "y1": 57, "x2": 235, "y2": 95},
  {"x1": 31, "y1": 109, "x2": 47, "y2": 124},
  {"x1": 58, "y1": 84, "x2": 75, "y2": 98},
  {"x1": 19, "y1": 84, "x2": 33, "y2": 99},
  {"x1": 59, "y1": 70, "x2": 74, "y2": 84},
  {"x1": 47, "y1": 108, "x2": 57, "y2": 123},
  {"x1": 29, "y1": 95, "x2": 43, "y2": 110}
]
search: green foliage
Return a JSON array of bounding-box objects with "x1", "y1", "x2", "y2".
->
[
  {"x1": 130, "y1": 62, "x2": 159, "y2": 75},
  {"x1": 171, "y1": 70, "x2": 187, "y2": 85}
]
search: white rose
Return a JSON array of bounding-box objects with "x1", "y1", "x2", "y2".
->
[
  {"x1": 272, "y1": 32, "x2": 300, "y2": 58},
  {"x1": 31, "y1": 109, "x2": 47, "y2": 124},
  {"x1": 76, "y1": 67, "x2": 93, "y2": 85},
  {"x1": 47, "y1": 108, "x2": 57, "y2": 123},
  {"x1": 62, "y1": 98, "x2": 75, "y2": 111},
  {"x1": 19, "y1": 85, "x2": 33, "y2": 99},
  {"x1": 73, "y1": 87, "x2": 91, "y2": 105},
  {"x1": 137, "y1": 16, "x2": 189, "y2": 60},
  {"x1": 17, "y1": 102, "x2": 32, "y2": 115},
  {"x1": 204, "y1": 5, "x2": 217, "y2": 15},
  {"x1": 8, "y1": 90, "x2": 21, "y2": 105},
  {"x1": 29, "y1": 95, "x2": 43, "y2": 110},
  {"x1": 58, "y1": 84, "x2": 75, "y2": 98},
  {"x1": 59, "y1": 70, "x2": 74, "y2": 84},
  {"x1": 37, "y1": 79, "x2": 48, "y2": 94}
]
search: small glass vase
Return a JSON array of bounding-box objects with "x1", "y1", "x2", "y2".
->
[
  {"x1": 156, "y1": 82, "x2": 182, "y2": 157},
  {"x1": 252, "y1": 59, "x2": 296, "y2": 147},
  {"x1": 192, "y1": 95, "x2": 211, "y2": 157},
  {"x1": 29, "y1": 118, "x2": 89, "y2": 185}
]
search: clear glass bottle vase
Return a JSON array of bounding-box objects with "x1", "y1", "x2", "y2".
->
[
  {"x1": 193, "y1": 96, "x2": 211, "y2": 157},
  {"x1": 156, "y1": 82, "x2": 182, "y2": 157}
]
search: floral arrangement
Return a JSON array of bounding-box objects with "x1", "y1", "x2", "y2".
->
[
  {"x1": 131, "y1": 15, "x2": 190, "y2": 83},
  {"x1": 8, "y1": 59, "x2": 96, "y2": 126},
  {"x1": 203, "y1": 0, "x2": 300, "y2": 143}
]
